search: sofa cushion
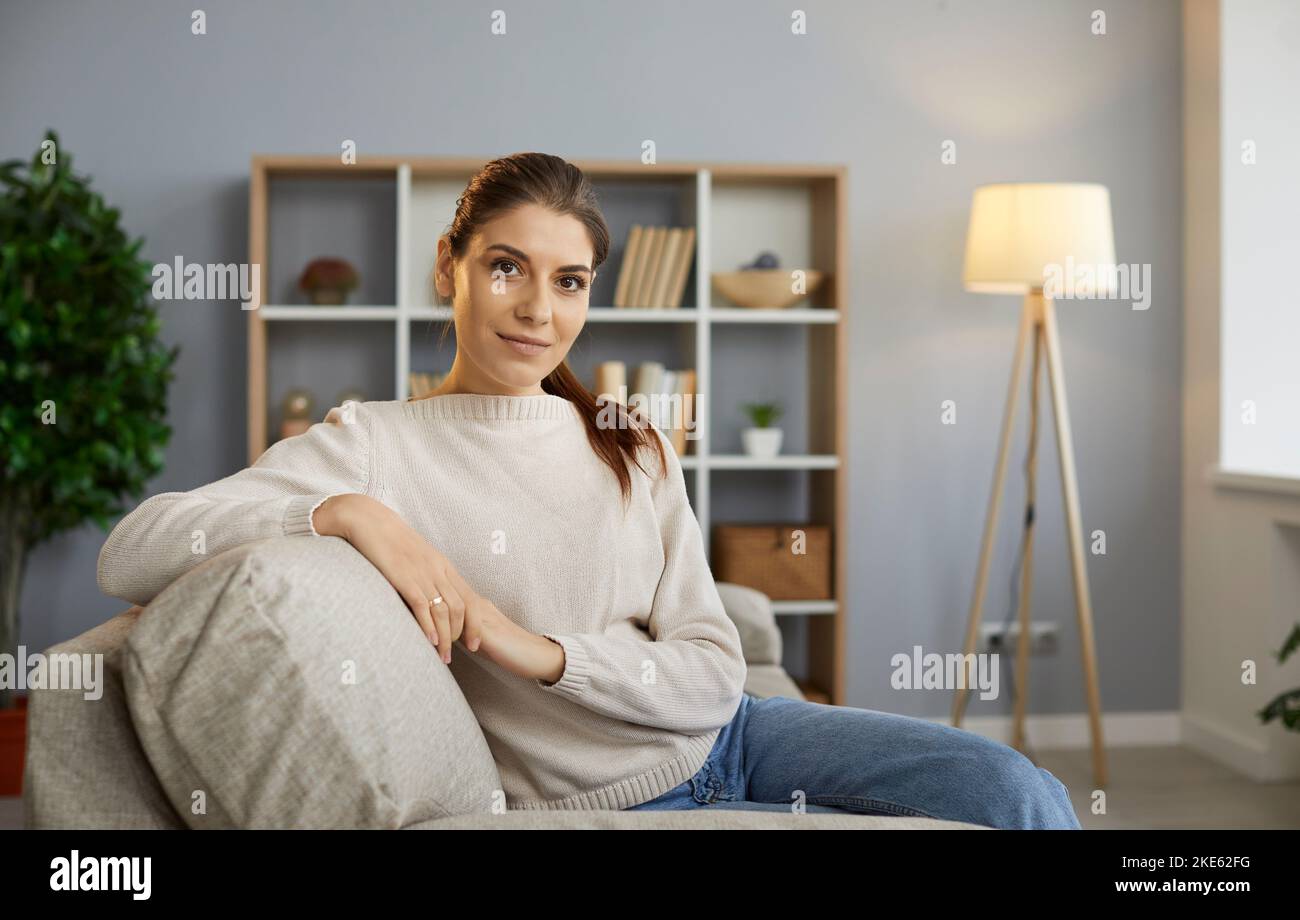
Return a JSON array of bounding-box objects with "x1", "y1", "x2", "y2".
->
[
  {"x1": 741, "y1": 664, "x2": 807, "y2": 702},
  {"x1": 120, "y1": 535, "x2": 502, "y2": 828},
  {"x1": 715, "y1": 582, "x2": 782, "y2": 666}
]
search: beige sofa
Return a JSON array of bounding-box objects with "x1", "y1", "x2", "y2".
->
[{"x1": 23, "y1": 536, "x2": 983, "y2": 830}]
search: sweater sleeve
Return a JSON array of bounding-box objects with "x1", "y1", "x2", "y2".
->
[
  {"x1": 96, "y1": 400, "x2": 374, "y2": 607},
  {"x1": 534, "y1": 427, "x2": 748, "y2": 733}
]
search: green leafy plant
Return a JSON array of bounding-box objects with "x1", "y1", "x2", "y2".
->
[
  {"x1": 1257, "y1": 623, "x2": 1300, "y2": 731},
  {"x1": 742, "y1": 400, "x2": 783, "y2": 428},
  {"x1": 0, "y1": 130, "x2": 178, "y2": 710}
]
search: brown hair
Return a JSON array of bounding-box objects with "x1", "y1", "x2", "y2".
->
[{"x1": 434, "y1": 151, "x2": 668, "y2": 508}]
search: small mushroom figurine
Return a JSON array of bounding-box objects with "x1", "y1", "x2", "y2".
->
[{"x1": 298, "y1": 257, "x2": 360, "y2": 305}]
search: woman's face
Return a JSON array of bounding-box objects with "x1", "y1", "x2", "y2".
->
[{"x1": 434, "y1": 203, "x2": 595, "y2": 395}]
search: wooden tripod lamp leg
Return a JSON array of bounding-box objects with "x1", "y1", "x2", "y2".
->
[
  {"x1": 1040, "y1": 297, "x2": 1109, "y2": 788},
  {"x1": 1013, "y1": 307, "x2": 1044, "y2": 752},
  {"x1": 953, "y1": 294, "x2": 1034, "y2": 727}
]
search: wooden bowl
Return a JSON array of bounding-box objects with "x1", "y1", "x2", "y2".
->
[{"x1": 711, "y1": 269, "x2": 825, "y2": 309}]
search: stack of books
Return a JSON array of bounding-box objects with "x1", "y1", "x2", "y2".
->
[
  {"x1": 594, "y1": 360, "x2": 697, "y2": 456},
  {"x1": 612, "y1": 225, "x2": 696, "y2": 309}
]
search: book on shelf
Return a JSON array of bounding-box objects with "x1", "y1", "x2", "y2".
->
[
  {"x1": 594, "y1": 359, "x2": 696, "y2": 457},
  {"x1": 612, "y1": 224, "x2": 696, "y2": 309}
]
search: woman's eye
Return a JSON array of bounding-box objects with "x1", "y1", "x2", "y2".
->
[{"x1": 490, "y1": 259, "x2": 587, "y2": 293}]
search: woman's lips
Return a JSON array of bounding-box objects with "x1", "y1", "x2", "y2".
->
[{"x1": 497, "y1": 332, "x2": 550, "y2": 356}]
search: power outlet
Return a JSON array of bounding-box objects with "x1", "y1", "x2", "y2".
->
[{"x1": 979, "y1": 622, "x2": 1060, "y2": 656}]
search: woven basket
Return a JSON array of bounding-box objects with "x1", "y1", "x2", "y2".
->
[{"x1": 710, "y1": 523, "x2": 831, "y2": 600}]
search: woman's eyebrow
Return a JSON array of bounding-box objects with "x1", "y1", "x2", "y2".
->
[{"x1": 485, "y1": 243, "x2": 592, "y2": 275}]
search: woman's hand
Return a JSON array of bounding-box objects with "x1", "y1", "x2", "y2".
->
[
  {"x1": 314, "y1": 494, "x2": 566, "y2": 683},
  {"x1": 314, "y1": 493, "x2": 481, "y2": 663}
]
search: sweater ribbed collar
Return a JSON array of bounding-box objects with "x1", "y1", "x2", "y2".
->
[{"x1": 402, "y1": 392, "x2": 579, "y2": 420}]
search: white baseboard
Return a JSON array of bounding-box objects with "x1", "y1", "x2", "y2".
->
[
  {"x1": 925, "y1": 710, "x2": 1182, "y2": 748},
  {"x1": 929, "y1": 710, "x2": 1300, "y2": 781},
  {"x1": 1181, "y1": 711, "x2": 1300, "y2": 782}
]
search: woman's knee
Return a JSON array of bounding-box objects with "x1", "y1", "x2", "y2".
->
[{"x1": 976, "y1": 741, "x2": 1082, "y2": 830}]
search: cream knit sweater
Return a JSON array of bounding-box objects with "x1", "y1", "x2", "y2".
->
[{"x1": 96, "y1": 393, "x2": 748, "y2": 810}]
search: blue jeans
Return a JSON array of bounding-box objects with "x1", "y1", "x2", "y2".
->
[{"x1": 626, "y1": 692, "x2": 1082, "y2": 829}]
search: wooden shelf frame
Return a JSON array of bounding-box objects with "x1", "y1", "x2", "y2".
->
[{"x1": 248, "y1": 154, "x2": 847, "y2": 703}]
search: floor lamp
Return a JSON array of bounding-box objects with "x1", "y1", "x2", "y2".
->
[{"x1": 951, "y1": 182, "x2": 1110, "y2": 789}]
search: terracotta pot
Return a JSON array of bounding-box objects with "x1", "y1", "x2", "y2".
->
[{"x1": 0, "y1": 695, "x2": 29, "y2": 797}]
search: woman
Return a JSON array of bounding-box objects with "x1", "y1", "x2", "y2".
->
[{"x1": 97, "y1": 152, "x2": 1080, "y2": 829}]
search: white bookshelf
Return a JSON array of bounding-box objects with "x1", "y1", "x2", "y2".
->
[{"x1": 249, "y1": 155, "x2": 847, "y2": 703}]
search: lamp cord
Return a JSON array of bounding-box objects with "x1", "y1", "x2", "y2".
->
[{"x1": 993, "y1": 416, "x2": 1039, "y2": 765}]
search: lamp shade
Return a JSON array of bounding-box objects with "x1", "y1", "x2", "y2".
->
[{"x1": 962, "y1": 183, "x2": 1116, "y2": 295}]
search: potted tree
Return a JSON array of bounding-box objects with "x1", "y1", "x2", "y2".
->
[{"x1": 0, "y1": 131, "x2": 178, "y2": 794}]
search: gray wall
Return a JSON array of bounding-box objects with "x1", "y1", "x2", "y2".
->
[{"x1": 1, "y1": 0, "x2": 1182, "y2": 718}]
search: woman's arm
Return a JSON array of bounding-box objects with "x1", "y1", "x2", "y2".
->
[
  {"x1": 534, "y1": 427, "x2": 748, "y2": 733},
  {"x1": 96, "y1": 400, "x2": 374, "y2": 607}
]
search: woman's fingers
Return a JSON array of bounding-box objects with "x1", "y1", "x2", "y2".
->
[
  {"x1": 427, "y1": 578, "x2": 466, "y2": 664},
  {"x1": 446, "y1": 568, "x2": 484, "y2": 652},
  {"x1": 398, "y1": 583, "x2": 440, "y2": 647},
  {"x1": 427, "y1": 593, "x2": 452, "y2": 664}
]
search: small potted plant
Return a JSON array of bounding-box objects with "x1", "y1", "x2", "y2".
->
[
  {"x1": 741, "y1": 401, "x2": 784, "y2": 458},
  {"x1": 298, "y1": 257, "x2": 359, "y2": 305}
]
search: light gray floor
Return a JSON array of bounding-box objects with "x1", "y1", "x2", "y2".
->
[
  {"x1": 1033, "y1": 745, "x2": 1300, "y2": 829},
  {"x1": 4, "y1": 744, "x2": 1298, "y2": 829}
]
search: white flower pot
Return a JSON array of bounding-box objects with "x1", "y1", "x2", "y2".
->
[{"x1": 742, "y1": 427, "x2": 784, "y2": 458}]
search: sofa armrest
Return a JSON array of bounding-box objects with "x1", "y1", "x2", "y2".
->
[{"x1": 23, "y1": 606, "x2": 186, "y2": 829}]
